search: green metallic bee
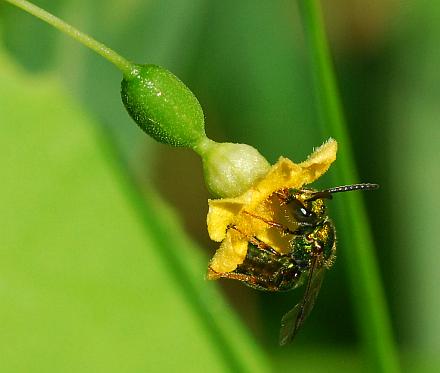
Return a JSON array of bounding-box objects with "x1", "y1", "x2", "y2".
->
[{"x1": 212, "y1": 183, "x2": 379, "y2": 345}]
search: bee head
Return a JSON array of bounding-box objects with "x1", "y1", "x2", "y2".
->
[{"x1": 289, "y1": 183, "x2": 379, "y2": 226}]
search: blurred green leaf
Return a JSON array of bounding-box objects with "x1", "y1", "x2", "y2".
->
[
  {"x1": 0, "y1": 50, "x2": 270, "y2": 372},
  {"x1": 389, "y1": 1, "x2": 440, "y2": 358},
  {"x1": 3, "y1": 0, "x2": 440, "y2": 371}
]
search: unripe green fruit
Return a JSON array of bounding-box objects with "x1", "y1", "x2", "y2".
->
[{"x1": 121, "y1": 64, "x2": 206, "y2": 147}]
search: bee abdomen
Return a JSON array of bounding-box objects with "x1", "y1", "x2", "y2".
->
[{"x1": 234, "y1": 244, "x2": 302, "y2": 292}]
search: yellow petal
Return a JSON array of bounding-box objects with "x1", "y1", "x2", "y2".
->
[
  {"x1": 207, "y1": 198, "x2": 245, "y2": 242},
  {"x1": 208, "y1": 229, "x2": 249, "y2": 273},
  {"x1": 229, "y1": 139, "x2": 337, "y2": 215},
  {"x1": 298, "y1": 137, "x2": 338, "y2": 184}
]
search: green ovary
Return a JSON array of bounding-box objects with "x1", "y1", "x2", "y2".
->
[{"x1": 121, "y1": 64, "x2": 206, "y2": 148}]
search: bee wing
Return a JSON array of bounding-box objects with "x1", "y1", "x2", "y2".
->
[{"x1": 279, "y1": 256, "x2": 325, "y2": 345}]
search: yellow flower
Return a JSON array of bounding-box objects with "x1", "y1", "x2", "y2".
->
[{"x1": 206, "y1": 138, "x2": 337, "y2": 278}]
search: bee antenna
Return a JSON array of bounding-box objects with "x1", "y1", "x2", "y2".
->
[
  {"x1": 324, "y1": 183, "x2": 380, "y2": 195},
  {"x1": 306, "y1": 191, "x2": 333, "y2": 202}
]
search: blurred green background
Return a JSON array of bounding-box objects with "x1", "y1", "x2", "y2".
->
[{"x1": 1, "y1": 0, "x2": 439, "y2": 371}]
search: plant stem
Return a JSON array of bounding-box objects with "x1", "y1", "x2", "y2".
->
[
  {"x1": 3, "y1": 0, "x2": 134, "y2": 76},
  {"x1": 298, "y1": 1, "x2": 400, "y2": 372}
]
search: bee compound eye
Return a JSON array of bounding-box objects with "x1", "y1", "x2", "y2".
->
[{"x1": 289, "y1": 198, "x2": 317, "y2": 224}]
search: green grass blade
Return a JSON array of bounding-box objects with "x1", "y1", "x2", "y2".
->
[{"x1": 297, "y1": 1, "x2": 400, "y2": 371}]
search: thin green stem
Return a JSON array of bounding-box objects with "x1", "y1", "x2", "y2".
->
[
  {"x1": 3, "y1": 0, "x2": 134, "y2": 76},
  {"x1": 298, "y1": 1, "x2": 400, "y2": 372}
]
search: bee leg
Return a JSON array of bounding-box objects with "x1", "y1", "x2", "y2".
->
[
  {"x1": 249, "y1": 235, "x2": 281, "y2": 256},
  {"x1": 242, "y1": 210, "x2": 295, "y2": 235},
  {"x1": 208, "y1": 266, "x2": 270, "y2": 289},
  {"x1": 229, "y1": 225, "x2": 281, "y2": 255}
]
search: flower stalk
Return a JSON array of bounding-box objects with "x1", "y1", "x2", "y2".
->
[{"x1": 3, "y1": 0, "x2": 134, "y2": 76}]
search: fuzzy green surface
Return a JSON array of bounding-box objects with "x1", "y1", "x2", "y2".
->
[
  {"x1": 198, "y1": 141, "x2": 271, "y2": 197},
  {"x1": 121, "y1": 64, "x2": 206, "y2": 148}
]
